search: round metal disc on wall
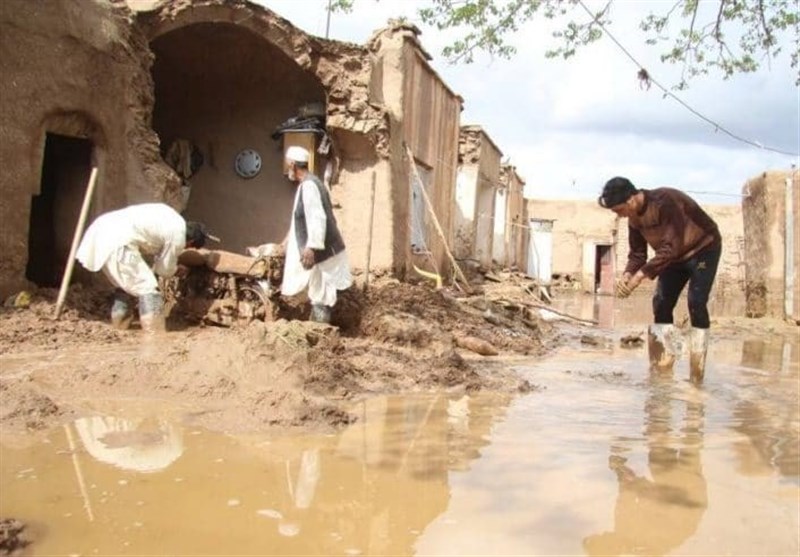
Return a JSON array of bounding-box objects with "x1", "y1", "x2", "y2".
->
[{"x1": 234, "y1": 149, "x2": 262, "y2": 179}]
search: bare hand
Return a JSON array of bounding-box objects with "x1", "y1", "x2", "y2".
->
[
  {"x1": 616, "y1": 272, "x2": 643, "y2": 298},
  {"x1": 300, "y1": 247, "x2": 315, "y2": 270},
  {"x1": 615, "y1": 278, "x2": 633, "y2": 298}
]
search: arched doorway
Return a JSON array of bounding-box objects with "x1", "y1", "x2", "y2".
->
[
  {"x1": 27, "y1": 133, "x2": 93, "y2": 287},
  {"x1": 150, "y1": 22, "x2": 327, "y2": 253}
]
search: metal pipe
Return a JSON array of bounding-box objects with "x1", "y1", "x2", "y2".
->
[
  {"x1": 785, "y1": 167, "x2": 795, "y2": 320},
  {"x1": 325, "y1": 0, "x2": 332, "y2": 39}
]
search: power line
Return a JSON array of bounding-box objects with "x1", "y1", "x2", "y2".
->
[{"x1": 576, "y1": 0, "x2": 800, "y2": 158}]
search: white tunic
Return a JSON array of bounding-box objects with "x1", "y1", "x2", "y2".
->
[
  {"x1": 77, "y1": 203, "x2": 186, "y2": 296},
  {"x1": 281, "y1": 178, "x2": 352, "y2": 306}
]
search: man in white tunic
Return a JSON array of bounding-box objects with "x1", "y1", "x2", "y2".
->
[
  {"x1": 281, "y1": 146, "x2": 352, "y2": 323},
  {"x1": 76, "y1": 203, "x2": 212, "y2": 332}
]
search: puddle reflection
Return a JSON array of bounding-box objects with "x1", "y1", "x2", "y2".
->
[
  {"x1": 553, "y1": 290, "x2": 750, "y2": 330},
  {"x1": 0, "y1": 393, "x2": 512, "y2": 556},
  {"x1": 584, "y1": 377, "x2": 707, "y2": 555},
  {"x1": 1, "y1": 332, "x2": 798, "y2": 555}
]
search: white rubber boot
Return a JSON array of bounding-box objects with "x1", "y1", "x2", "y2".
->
[
  {"x1": 139, "y1": 292, "x2": 166, "y2": 333},
  {"x1": 110, "y1": 290, "x2": 133, "y2": 330},
  {"x1": 648, "y1": 324, "x2": 678, "y2": 372},
  {"x1": 689, "y1": 327, "x2": 709, "y2": 383}
]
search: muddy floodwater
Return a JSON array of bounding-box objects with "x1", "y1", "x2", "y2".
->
[{"x1": 2, "y1": 293, "x2": 798, "y2": 555}]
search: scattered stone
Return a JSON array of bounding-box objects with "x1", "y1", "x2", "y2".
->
[
  {"x1": 620, "y1": 333, "x2": 645, "y2": 348},
  {"x1": 454, "y1": 334, "x2": 499, "y2": 356},
  {"x1": 580, "y1": 334, "x2": 603, "y2": 346},
  {"x1": 0, "y1": 518, "x2": 29, "y2": 555}
]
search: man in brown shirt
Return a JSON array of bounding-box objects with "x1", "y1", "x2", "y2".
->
[{"x1": 598, "y1": 177, "x2": 722, "y2": 381}]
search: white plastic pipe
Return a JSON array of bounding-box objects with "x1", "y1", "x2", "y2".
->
[{"x1": 785, "y1": 169, "x2": 795, "y2": 320}]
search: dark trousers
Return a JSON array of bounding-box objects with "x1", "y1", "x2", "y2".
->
[{"x1": 652, "y1": 244, "x2": 721, "y2": 329}]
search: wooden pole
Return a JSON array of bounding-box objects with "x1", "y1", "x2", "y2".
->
[
  {"x1": 64, "y1": 423, "x2": 95, "y2": 522},
  {"x1": 53, "y1": 166, "x2": 98, "y2": 320},
  {"x1": 363, "y1": 171, "x2": 376, "y2": 292},
  {"x1": 404, "y1": 144, "x2": 471, "y2": 293}
]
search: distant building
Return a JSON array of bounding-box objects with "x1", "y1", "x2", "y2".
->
[{"x1": 527, "y1": 198, "x2": 745, "y2": 295}]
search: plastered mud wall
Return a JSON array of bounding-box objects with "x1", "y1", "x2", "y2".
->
[
  {"x1": 501, "y1": 165, "x2": 527, "y2": 271},
  {"x1": 0, "y1": 0, "x2": 419, "y2": 297},
  {"x1": 0, "y1": 0, "x2": 177, "y2": 297},
  {"x1": 139, "y1": 0, "x2": 397, "y2": 269},
  {"x1": 2, "y1": 0, "x2": 462, "y2": 296},
  {"x1": 742, "y1": 169, "x2": 800, "y2": 319},
  {"x1": 529, "y1": 199, "x2": 744, "y2": 295},
  {"x1": 528, "y1": 200, "x2": 617, "y2": 279},
  {"x1": 456, "y1": 126, "x2": 501, "y2": 265}
]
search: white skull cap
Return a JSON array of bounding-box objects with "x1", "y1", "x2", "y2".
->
[{"x1": 285, "y1": 146, "x2": 310, "y2": 163}]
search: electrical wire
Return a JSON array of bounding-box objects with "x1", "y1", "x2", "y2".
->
[{"x1": 576, "y1": 0, "x2": 799, "y2": 158}]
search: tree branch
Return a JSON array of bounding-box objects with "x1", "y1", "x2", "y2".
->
[
  {"x1": 714, "y1": 0, "x2": 727, "y2": 41},
  {"x1": 682, "y1": 1, "x2": 700, "y2": 83},
  {"x1": 757, "y1": 0, "x2": 774, "y2": 46}
]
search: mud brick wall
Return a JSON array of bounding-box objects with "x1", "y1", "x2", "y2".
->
[{"x1": 742, "y1": 169, "x2": 800, "y2": 319}]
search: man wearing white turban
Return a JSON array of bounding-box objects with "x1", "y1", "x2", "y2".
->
[{"x1": 280, "y1": 146, "x2": 352, "y2": 323}]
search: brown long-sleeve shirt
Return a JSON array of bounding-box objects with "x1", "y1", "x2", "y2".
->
[{"x1": 625, "y1": 188, "x2": 721, "y2": 279}]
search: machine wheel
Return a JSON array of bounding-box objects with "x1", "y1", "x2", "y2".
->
[{"x1": 237, "y1": 283, "x2": 275, "y2": 323}]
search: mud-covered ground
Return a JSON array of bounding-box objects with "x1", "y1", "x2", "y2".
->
[
  {"x1": 3, "y1": 274, "x2": 797, "y2": 444},
  {"x1": 0, "y1": 276, "x2": 559, "y2": 440}
]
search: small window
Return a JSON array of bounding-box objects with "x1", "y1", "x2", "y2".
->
[{"x1": 410, "y1": 162, "x2": 432, "y2": 253}]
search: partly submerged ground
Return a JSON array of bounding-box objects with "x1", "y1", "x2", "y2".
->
[
  {"x1": 2, "y1": 276, "x2": 796, "y2": 443},
  {"x1": 0, "y1": 276, "x2": 561, "y2": 440}
]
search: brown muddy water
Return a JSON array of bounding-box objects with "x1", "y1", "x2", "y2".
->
[{"x1": 2, "y1": 294, "x2": 799, "y2": 556}]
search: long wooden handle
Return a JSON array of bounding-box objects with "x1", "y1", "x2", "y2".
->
[
  {"x1": 404, "y1": 144, "x2": 471, "y2": 293},
  {"x1": 363, "y1": 171, "x2": 377, "y2": 292},
  {"x1": 53, "y1": 167, "x2": 99, "y2": 320}
]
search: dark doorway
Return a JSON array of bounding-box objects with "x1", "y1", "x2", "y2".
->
[
  {"x1": 26, "y1": 133, "x2": 92, "y2": 287},
  {"x1": 594, "y1": 244, "x2": 614, "y2": 294}
]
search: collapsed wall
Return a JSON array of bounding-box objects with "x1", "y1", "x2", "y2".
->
[
  {"x1": 500, "y1": 165, "x2": 527, "y2": 271},
  {"x1": 1, "y1": 0, "x2": 464, "y2": 298},
  {"x1": 742, "y1": 169, "x2": 800, "y2": 319},
  {"x1": 455, "y1": 126, "x2": 501, "y2": 262},
  {"x1": 0, "y1": 0, "x2": 402, "y2": 298}
]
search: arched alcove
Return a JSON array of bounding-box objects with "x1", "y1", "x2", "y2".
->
[{"x1": 150, "y1": 22, "x2": 327, "y2": 252}]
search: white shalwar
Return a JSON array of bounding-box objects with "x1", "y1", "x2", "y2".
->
[
  {"x1": 76, "y1": 203, "x2": 186, "y2": 297},
  {"x1": 281, "y1": 179, "x2": 352, "y2": 307}
]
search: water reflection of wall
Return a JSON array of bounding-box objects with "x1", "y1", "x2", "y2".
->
[
  {"x1": 733, "y1": 339, "x2": 800, "y2": 480},
  {"x1": 241, "y1": 392, "x2": 513, "y2": 555},
  {"x1": 557, "y1": 292, "x2": 752, "y2": 330},
  {"x1": 741, "y1": 339, "x2": 797, "y2": 373},
  {"x1": 584, "y1": 379, "x2": 708, "y2": 556},
  {"x1": 20, "y1": 392, "x2": 514, "y2": 555}
]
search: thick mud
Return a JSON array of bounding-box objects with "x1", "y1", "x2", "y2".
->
[{"x1": 0, "y1": 277, "x2": 553, "y2": 439}]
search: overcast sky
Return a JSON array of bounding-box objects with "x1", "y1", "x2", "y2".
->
[{"x1": 258, "y1": 0, "x2": 799, "y2": 205}]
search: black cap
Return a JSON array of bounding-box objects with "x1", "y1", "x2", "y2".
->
[
  {"x1": 598, "y1": 177, "x2": 638, "y2": 208},
  {"x1": 185, "y1": 221, "x2": 220, "y2": 248}
]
